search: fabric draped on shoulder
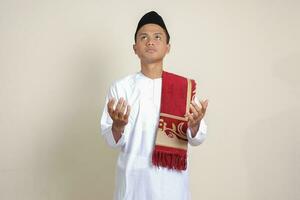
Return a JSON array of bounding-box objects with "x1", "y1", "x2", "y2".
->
[{"x1": 152, "y1": 71, "x2": 196, "y2": 171}]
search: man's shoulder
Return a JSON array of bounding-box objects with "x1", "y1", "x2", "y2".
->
[{"x1": 110, "y1": 72, "x2": 139, "y2": 88}]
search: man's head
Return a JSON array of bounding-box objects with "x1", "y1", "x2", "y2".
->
[
  {"x1": 134, "y1": 11, "x2": 170, "y2": 44},
  {"x1": 133, "y1": 11, "x2": 170, "y2": 65}
]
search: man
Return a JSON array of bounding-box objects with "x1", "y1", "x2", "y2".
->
[{"x1": 100, "y1": 11, "x2": 208, "y2": 200}]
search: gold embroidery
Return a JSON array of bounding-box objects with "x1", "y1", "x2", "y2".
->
[
  {"x1": 160, "y1": 113, "x2": 188, "y2": 121},
  {"x1": 159, "y1": 118, "x2": 188, "y2": 141},
  {"x1": 156, "y1": 127, "x2": 188, "y2": 150}
]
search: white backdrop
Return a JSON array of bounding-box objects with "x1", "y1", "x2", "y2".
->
[{"x1": 0, "y1": 0, "x2": 299, "y2": 199}]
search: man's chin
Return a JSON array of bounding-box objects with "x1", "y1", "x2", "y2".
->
[{"x1": 142, "y1": 58, "x2": 164, "y2": 64}]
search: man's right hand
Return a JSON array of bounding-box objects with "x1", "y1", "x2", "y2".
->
[{"x1": 107, "y1": 97, "x2": 131, "y2": 142}]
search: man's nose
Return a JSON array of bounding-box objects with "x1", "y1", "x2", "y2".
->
[{"x1": 146, "y1": 38, "x2": 154, "y2": 46}]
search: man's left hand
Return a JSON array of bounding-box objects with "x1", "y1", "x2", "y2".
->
[{"x1": 185, "y1": 99, "x2": 209, "y2": 137}]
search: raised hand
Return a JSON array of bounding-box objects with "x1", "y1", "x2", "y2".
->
[
  {"x1": 185, "y1": 99, "x2": 208, "y2": 137},
  {"x1": 107, "y1": 97, "x2": 131, "y2": 141}
]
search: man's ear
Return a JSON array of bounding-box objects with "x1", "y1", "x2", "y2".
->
[
  {"x1": 166, "y1": 43, "x2": 171, "y2": 54},
  {"x1": 133, "y1": 44, "x2": 137, "y2": 54}
]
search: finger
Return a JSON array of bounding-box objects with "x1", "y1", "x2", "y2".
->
[
  {"x1": 204, "y1": 99, "x2": 209, "y2": 108},
  {"x1": 191, "y1": 100, "x2": 206, "y2": 121},
  {"x1": 200, "y1": 99, "x2": 208, "y2": 115},
  {"x1": 115, "y1": 98, "x2": 125, "y2": 113},
  {"x1": 108, "y1": 98, "x2": 116, "y2": 108},
  {"x1": 201, "y1": 99, "x2": 209, "y2": 109},
  {"x1": 186, "y1": 113, "x2": 196, "y2": 124},
  {"x1": 119, "y1": 101, "x2": 127, "y2": 118},
  {"x1": 191, "y1": 101, "x2": 201, "y2": 113},
  {"x1": 107, "y1": 98, "x2": 116, "y2": 114},
  {"x1": 124, "y1": 105, "x2": 131, "y2": 120},
  {"x1": 193, "y1": 102, "x2": 205, "y2": 120},
  {"x1": 189, "y1": 103, "x2": 199, "y2": 119}
]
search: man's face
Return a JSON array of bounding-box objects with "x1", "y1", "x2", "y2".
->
[{"x1": 133, "y1": 24, "x2": 170, "y2": 64}]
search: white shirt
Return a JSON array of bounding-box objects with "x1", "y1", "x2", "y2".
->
[{"x1": 100, "y1": 71, "x2": 207, "y2": 200}]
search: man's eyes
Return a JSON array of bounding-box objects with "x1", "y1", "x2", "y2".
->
[
  {"x1": 155, "y1": 35, "x2": 162, "y2": 40},
  {"x1": 140, "y1": 35, "x2": 162, "y2": 40}
]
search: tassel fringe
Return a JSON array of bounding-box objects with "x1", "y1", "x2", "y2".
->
[{"x1": 152, "y1": 145, "x2": 187, "y2": 171}]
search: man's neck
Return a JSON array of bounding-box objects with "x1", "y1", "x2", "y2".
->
[{"x1": 140, "y1": 62, "x2": 163, "y2": 79}]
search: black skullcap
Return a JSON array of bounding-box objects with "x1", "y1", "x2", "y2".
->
[{"x1": 134, "y1": 11, "x2": 170, "y2": 44}]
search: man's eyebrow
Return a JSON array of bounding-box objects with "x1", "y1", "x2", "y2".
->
[{"x1": 138, "y1": 33, "x2": 148, "y2": 36}]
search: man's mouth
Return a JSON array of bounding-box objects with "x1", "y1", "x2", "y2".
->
[{"x1": 146, "y1": 48, "x2": 157, "y2": 53}]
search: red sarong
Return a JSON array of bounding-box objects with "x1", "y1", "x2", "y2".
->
[{"x1": 152, "y1": 71, "x2": 196, "y2": 171}]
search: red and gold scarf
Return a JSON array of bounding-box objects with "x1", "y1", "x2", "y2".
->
[{"x1": 152, "y1": 71, "x2": 196, "y2": 171}]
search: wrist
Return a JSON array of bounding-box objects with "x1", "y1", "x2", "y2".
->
[
  {"x1": 190, "y1": 124, "x2": 199, "y2": 137},
  {"x1": 112, "y1": 123, "x2": 125, "y2": 134}
]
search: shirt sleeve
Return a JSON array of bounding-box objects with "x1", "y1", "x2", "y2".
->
[
  {"x1": 187, "y1": 119, "x2": 207, "y2": 146},
  {"x1": 100, "y1": 83, "x2": 127, "y2": 148}
]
